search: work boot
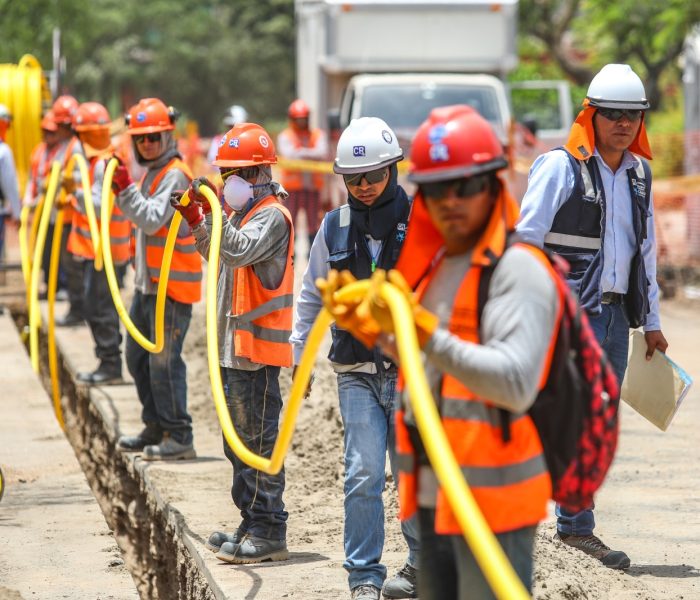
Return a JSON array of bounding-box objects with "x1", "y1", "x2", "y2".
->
[
  {"x1": 142, "y1": 435, "x2": 196, "y2": 461},
  {"x1": 554, "y1": 532, "x2": 631, "y2": 569},
  {"x1": 216, "y1": 535, "x2": 289, "y2": 564},
  {"x1": 55, "y1": 311, "x2": 84, "y2": 327},
  {"x1": 351, "y1": 585, "x2": 381, "y2": 600},
  {"x1": 206, "y1": 528, "x2": 245, "y2": 553},
  {"x1": 77, "y1": 363, "x2": 123, "y2": 386},
  {"x1": 116, "y1": 424, "x2": 163, "y2": 452},
  {"x1": 382, "y1": 563, "x2": 417, "y2": 598}
]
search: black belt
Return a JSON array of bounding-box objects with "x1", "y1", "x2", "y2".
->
[{"x1": 601, "y1": 292, "x2": 623, "y2": 305}]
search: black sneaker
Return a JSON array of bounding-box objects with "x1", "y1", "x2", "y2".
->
[
  {"x1": 55, "y1": 312, "x2": 84, "y2": 327},
  {"x1": 382, "y1": 562, "x2": 417, "y2": 598},
  {"x1": 77, "y1": 364, "x2": 123, "y2": 385},
  {"x1": 116, "y1": 424, "x2": 163, "y2": 452},
  {"x1": 555, "y1": 532, "x2": 631, "y2": 569},
  {"x1": 216, "y1": 535, "x2": 289, "y2": 564},
  {"x1": 206, "y1": 528, "x2": 245, "y2": 553},
  {"x1": 142, "y1": 436, "x2": 196, "y2": 461}
]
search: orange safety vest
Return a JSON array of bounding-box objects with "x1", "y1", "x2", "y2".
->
[
  {"x1": 394, "y1": 183, "x2": 554, "y2": 535},
  {"x1": 142, "y1": 158, "x2": 202, "y2": 304},
  {"x1": 278, "y1": 127, "x2": 325, "y2": 191},
  {"x1": 231, "y1": 195, "x2": 295, "y2": 367},
  {"x1": 67, "y1": 152, "x2": 131, "y2": 264},
  {"x1": 57, "y1": 137, "x2": 81, "y2": 223}
]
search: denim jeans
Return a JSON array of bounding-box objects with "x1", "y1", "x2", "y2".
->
[
  {"x1": 337, "y1": 369, "x2": 420, "y2": 591},
  {"x1": 83, "y1": 259, "x2": 122, "y2": 369},
  {"x1": 125, "y1": 290, "x2": 193, "y2": 445},
  {"x1": 417, "y1": 508, "x2": 535, "y2": 600},
  {"x1": 556, "y1": 302, "x2": 629, "y2": 536},
  {"x1": 221, "y1": 366, "x2": 288, "y2": 540}
]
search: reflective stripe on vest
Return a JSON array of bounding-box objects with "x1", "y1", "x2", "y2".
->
[
  {"x1": 543, "y1": 231, "x2": 601, "y2": 250},
  {"x1": 231, "y1": 196, "x2": 295, "y2": 367},
  {"x1": 143, "y1": 158, "x2": 202, "y2": 304},
  {"x1": 396, "y1": 234, "x2": 552, "y2": 534}
]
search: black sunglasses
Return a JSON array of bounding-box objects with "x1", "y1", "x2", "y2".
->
[
  {"x1": 133, "y1": 132, "x2": 161, "y2": 144},
  {"x1": 597, "y1": 107, "x2": 644, "y2": 122},
  {"x1": 419, "y1": 175, "x2": 490, "y2": 200},
  {"x1": 220, "y1": 167, "x2": 259, "y2": 181},
  {"x1": 343, "y1": 168, "x2": 388, "y2": 187}
]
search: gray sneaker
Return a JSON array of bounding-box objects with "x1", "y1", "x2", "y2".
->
[
  {"x1": 206, "y1": 528, "x2": 245, "y2": 553},
  {"x1": 351, "y1": 585, "x2": 381, "y2": 600},
  {"x1": 216, "y1": 535, "x2": 289, "y2": 564},
  {"x1": 382, "y1": 563, "x2": 417, "y2": 598},
  {"x1": 142, "y1": 436, "x2": 196, "y2": 461}
]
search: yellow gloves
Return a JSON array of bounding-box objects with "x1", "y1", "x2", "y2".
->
[{"x1": 316, "y1": 268, "x2": 439, "y2": 350}]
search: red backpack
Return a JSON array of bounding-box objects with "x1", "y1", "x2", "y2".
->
[{"x1": 478, "y1": 241, "x2": 620, "y2": 512}]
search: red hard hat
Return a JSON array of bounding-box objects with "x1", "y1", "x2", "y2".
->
[
  {"x1": 125, "y1": 98, "x2": 178, "y2": 134},
  {"x1": 41, "y1": 110, "x2": 59, "y2": 132},
  {"x1": 213, "y1": 123, "x2": 277, "y2": 167},
  {"x1": 52, "y1": 95, "x2": 79, "y2": 125},
  {"x1": 409, "y1": 105, "x2": 507, "y2": 183},
  {"x1": 73, "y1": 102, "x2": 111, "y2": 131},
  {"x1": 287, "y1": 99, "x2": 310, "y2": 119}
]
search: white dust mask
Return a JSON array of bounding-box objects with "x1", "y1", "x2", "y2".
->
[{"x1": 223, "y1": 175, "x2": 253, "y2": 211}]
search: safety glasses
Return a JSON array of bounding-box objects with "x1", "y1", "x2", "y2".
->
[
  {"x1": 419, "y1": 174, "x2": 490, "y2": 200},
  {"x1": 220, "y1": 167, "x2": 259, "y2": 181},
  {"x1": 342, "y1": 167, "x2": 388, "y2": 187},
  {"x1": 597, "y1": 107, "x2": 644, "y2": 122},
  {"x1": 133, "y1": 132, "x2": 162, "y2": 144}
]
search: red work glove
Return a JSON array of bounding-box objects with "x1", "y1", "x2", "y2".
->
[
  {"x1": 111, "y1": 161, "x2": 133, "y2": 194},
  {"x1": 169, "y1": 190, "x2": 204, "y2": 229},
  {"x1": 189, "y1": 176, "x2": 218, "y2": 214}
]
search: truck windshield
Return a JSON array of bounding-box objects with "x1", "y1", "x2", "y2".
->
[{"x1": 359, "y1": 84, "x2": 501, "y2": 132}]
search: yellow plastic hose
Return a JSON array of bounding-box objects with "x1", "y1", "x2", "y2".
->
[
  {"x1": 46, "y1": 194, "x2": 66, "y2": 429},
  {"x1": 64, "y1": 153, "x2": 103, "y2": 271},
  {"x1": 19, "y1": 203, "x2": 32, "y2": 298},
  {"x1": 100, "y1": 158, "x2": 173, "y2": 353},
  {"x1": 28, "y1": 161, "x2": 60, "y2": 373}
]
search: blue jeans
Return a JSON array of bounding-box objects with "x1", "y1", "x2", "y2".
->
[
  {"x1": 556, "y1": 302, "x2": 629, "y2": 536},
  {"x1": 125, "y1": 291, "x2": 193, "y2": 445},
  {"x1": 417, "y1": 508, "x2": 535, "y2": 600},
  {"x1": 221, "y1": 366, "x2": 288, "y2": 540},
  {"x1": 337, "y1": 369, "x2": 420, "y2": 590}
]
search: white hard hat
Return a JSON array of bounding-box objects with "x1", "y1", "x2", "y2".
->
[
  {"x1": 334, "y1": 117, "x2": 403, "y2": 174},
  {"x1": 223, "y1": 104, "x2": 249, "y2": 126},
  {"x1": 0, "y1": 104, "x2": 11, "y2": 121},
  {"x1": 586, "y1": 64, "x2": 650, "y2": 110}
]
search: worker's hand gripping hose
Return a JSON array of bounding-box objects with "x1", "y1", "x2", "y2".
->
[{"x1": 101, "y1": 158, "x2": 173, "y2": 353}]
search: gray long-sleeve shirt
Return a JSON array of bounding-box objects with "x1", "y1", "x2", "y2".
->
[
  {"x1": 0, "y1": 141, "x2": 20, "y2": 220},
  {"x1": 114, "y1": 163, "x2": 190, "y2": 295},
  {"x1": 192, "y1": 201, "x2": 291, "y2": 370},
  {"x1": 416, "y1": 245, "x2": 558, "y2": 418}
]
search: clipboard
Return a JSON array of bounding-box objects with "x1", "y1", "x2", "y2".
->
[{"x1": 620, "y1": 331, "x2": 693, "y2": 431}]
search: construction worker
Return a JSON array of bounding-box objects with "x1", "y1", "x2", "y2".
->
[
  {"x1": 277, "y1": 99, "x2": 329, "y2": 255},
  {"x1": 517, "y1": 63, "x2": 668, "y2": 569},
  {"x1": 171, "y1": 123, "x2": 293, "y2": 564},
  {"x1": 206, "y1": 104, "x2": 249, "y2": 164},
  {"x1": 319, "y1": 105, "x2": 559, "y2": 599},
  {"x1": 0, "y1": 104, "x2": 20, "y2": 263},
  {"x1": 66, "y1": 102, "x2": 130, "y2": 384},
  {"x1": 111, "y1": 98, "x2": 201, "y2": 461},
  {"x1": 290, "y1": 117, "x2": 419, "y2": 600},
  {"x1": 51, "y1": 95, "x2": 88, "y2": 326}
]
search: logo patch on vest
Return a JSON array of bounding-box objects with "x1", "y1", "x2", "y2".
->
[
  {"x1": 632, "y1": 178, "x2": 646, "y2": 199},
  {"x1": 353, "y1": 146, "x2": 366, "y2": 157}
]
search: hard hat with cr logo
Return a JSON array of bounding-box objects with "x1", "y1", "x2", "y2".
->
[
  {"x1": 214, "y1": 123, "x2": 277, "y2": 167},
  {"x1": 409, "y1": 105, "x2": 507, "y2": 183},
  {"x1": 333, "y1": 117, "x2": 403, "y2": 175},
  {"x1": 125, "y1": 98, "x2": 179, "y2": 134},
  {"x1": 586, "y1": 64, "x2": 650, "y2": 110}
]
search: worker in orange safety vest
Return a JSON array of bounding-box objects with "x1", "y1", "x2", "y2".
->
[
  {"x1": 171, "y1": 122, "x2": 294, "y2": 565},
  {"x1": 318, "y1": 105, "x2": 561, "y2": 599},
  {"x1": 65, "y1": 101, "x2": 131, "y2": 384},
  {"x1": 110, "y1": 97, "x2": 201, "y2": 461},
  {"x1": 277, "y1": 99, "x2": 329, "y2": 255}
]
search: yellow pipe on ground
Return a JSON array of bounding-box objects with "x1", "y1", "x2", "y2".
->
[
  {"x1": 63, "y1": 153, "x2": 103, "y2": 271},
  {"x1": 100, "y1": 158, "x2": 174, "y2": 353},
  {"x1": 28, "y1": 161, "x2": 60, "y2": 373}
]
